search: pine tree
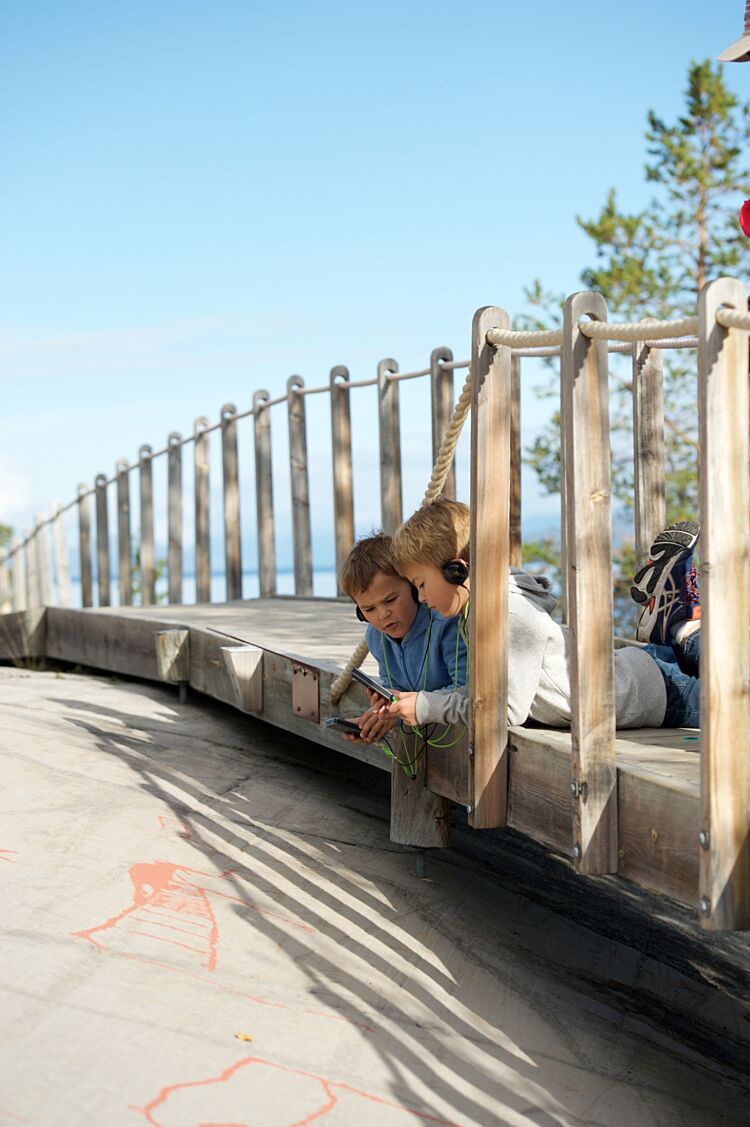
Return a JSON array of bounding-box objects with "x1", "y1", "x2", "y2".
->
[{"x1": 520, "y1": 60, "x2": 750, "y2": 627}]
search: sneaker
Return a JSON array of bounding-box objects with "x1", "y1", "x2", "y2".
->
[{"x1": 631, "y1": 521, "x2": 701, "y2": 645}]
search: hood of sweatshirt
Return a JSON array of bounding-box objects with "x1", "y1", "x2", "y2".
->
[{"x1": 509, "y1": 567, "x2": 558, "y2": 615}]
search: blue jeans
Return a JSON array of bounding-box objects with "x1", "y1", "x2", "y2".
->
[{"x1": 645, "y1": 644, "x2": 700, "y2": 728}]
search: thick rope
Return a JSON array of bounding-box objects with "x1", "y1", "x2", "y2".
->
[
  {"x1": 715, "y1": 308, "x2": 750, "y2": 331},
  {"x1": 486, "y1": 327, "x2": 563, "y2": 348},
  {"x1": 330, "y1": 367, "x2": 475, "y2": 704},
  {"x1": 578, "y1": 316, "x2": 698, "y2": 341}
]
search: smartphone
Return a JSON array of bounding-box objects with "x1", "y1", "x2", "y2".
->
[
  {"x1": 324, "y1": 716, "x2": 364, "y2": 736},
  {"x1": 350, "y1": 667, "x2": 394, "y2": 701}
]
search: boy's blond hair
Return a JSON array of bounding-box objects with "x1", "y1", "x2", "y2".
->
[
  {"x1": 391, "y1": 497, "x2": 471, "y2": 572},
  {"x1": 340, "y1": 533, "x2": 401, "y2": 599}
]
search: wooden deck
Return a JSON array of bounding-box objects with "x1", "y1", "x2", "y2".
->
[{"x1": 0, "y1": 597, "x2": 702, "y2": 909}]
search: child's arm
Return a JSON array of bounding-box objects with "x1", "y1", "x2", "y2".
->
[{"x1": 386, "y1": 686, "x2": 470, "y2": 729}]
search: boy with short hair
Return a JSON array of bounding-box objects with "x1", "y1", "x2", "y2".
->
[
  {"x1": 384, "y1": 497, "x2": 700, "y2": 731},
  {"x1": 339, "y1": 532, "x2": 467, "y2": 742}
]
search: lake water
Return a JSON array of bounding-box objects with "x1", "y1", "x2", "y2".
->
[{"x1": 68, "y1": 568, "x2": 340, "y2": 608}]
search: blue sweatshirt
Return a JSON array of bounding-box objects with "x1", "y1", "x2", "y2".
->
[{"x1": 365, "y1": 601, "x2": 467, "y2": 693}]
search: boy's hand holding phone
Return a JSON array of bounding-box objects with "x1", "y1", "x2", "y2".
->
[
  {"x1": 343, "y1": 706, "x2": 397, "y2": 744},
  {"x1": 384, "y1": 691, "x2": 419, "y2": 727}
]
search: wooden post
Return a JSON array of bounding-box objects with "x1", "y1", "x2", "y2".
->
[
  {"x1": 469, "y1": 307, "x2": 511, "y2": 830},
  {"x1": 430, "y1": 347, "x2": 455, "y2": 499},
  {"x1": 139, "y1": 444, "x2": 156, "y2": 607},
  {"x1": 117, "y1": 459, "x2": 132, "y2": 606},
  {"x1": 35, "y1": 515, "x2": 52, "y2": 605},
  {"x1": 253, "y1": 390, "x2": 276, "y2": 597},
  {"x1": 510, "y1": 353, "x2": 523, "y2": 569},
  {"x1": 330, "y1": 365, "x2": 355, "y2": 592},
  {"x1": 378, "y1": 358, "x2": 402, "y2": 534},
  {"x1": 95, "y1": 473, "x2": 110, "y2": 607},
  {"x1": 168, "y1": 432, "x2": 183, "y2": 605},
  {"x1": 562, "y1": 292, "x2": 617, "y2": 876},
  {"x1": 11, "y1": 537, "x2": 26, "y2": 611},
  {"x1": 697, "y1": 276, "x2": 750, "y2": 931},
  {"x1": 221, "y1": 403, "x2": 242, "y2": 601},
  {"x1": 287, "y1": 376, "x2": 313, "y2": 596},
  {"x1": 26, "y1": 524, "x2": 40, "y2": 606},
  {"x1": 632, "y1": 330, "x2": 665, "y2": 569},
  {"x1": 194, "y1": 418, "x2": 211, "y2": 604},
  {"x1": 77, "y1": 485, "x2": 93, "y2": 608},
  {"x1": 51, "y1": 501, "x2": 72, "y2": 607}
]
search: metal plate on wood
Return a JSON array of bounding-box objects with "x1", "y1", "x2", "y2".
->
[{"x1": 292, "y1": 661, "x2": 320, "y2": 723}]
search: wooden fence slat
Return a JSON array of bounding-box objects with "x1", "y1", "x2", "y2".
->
[
  {"x1": 253, "y1": 391, "x2": 276, "y2": 597},
  {"x1": 51, "y1": 501, "x2": 72, "y2": 607},
  {"x1": 168, "y1": 432, "x2": 183, "y2": 605},
  {"x1": 330, "y1": 365, "x2": 354, "y2": 592},
  {"x1": 632, "y1": 329, "x2": 666, "y2": 569},
  {"x1": 0, "y1": 551, "x2": 10, "y2": 613},
  {"x1": 378, "y1": 358, "x2": 402, "y2": 534},
  {"x1": 221, "y1": 403, "x2": 242, "y2": 601},
  {"x1": 510, "y1": 353, "x2": 522, "y2": 569},
  {"x1": 77, "y1": 485, "x2": 93, "y2": 608},
  {"x1": 11, "y1": 537, "x2": 26, "y2": 612},
  {"x1": 194, "y1": 418, "x2": 211, "y2": 604},
  {"x1": 95, "y1": 473, "x2": 110, "y2": 607},
  {"x1": 35, "y1": 516, "x2": 52, "y2": 606},
  {"x1": 469, "y1": 307, "x2": 511, "y2": 830},
  {"x1": 23, "y1": 531, "x2": 36, "y2": 608},
  {"x1": 698, "y1": 276, "x2": 750, "y2": 931},
  {"x1": 430, "y1": 347, "x2": 455, "y2": 500},
  {"x1": 117, "y1": 460, "x2": 132, "y2": 606},
  {"x1": 287, "y1": 376, "x2": 313, "y2": 596},
  {"x1": 562, "y1": 291, "x2": 617, "y2": 875},
  {"x1": 139, "y1": 445, "x2": 155, "y2": 606}
]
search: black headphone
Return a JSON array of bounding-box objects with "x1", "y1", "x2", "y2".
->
[
  {"x1": 442, "y1": 559, "x2": 469, "y2": 585},
  {"x1": 356, "y1": 583, "x2": 419, "y2": 622}
]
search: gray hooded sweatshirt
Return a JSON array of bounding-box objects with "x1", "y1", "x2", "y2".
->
[{"x1": 414, "y1": 569, "x2": 667, "y2": 730}]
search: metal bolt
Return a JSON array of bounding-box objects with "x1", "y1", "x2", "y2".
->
[
  {"x1": 698, "y1": 830, "x2": 710, "y2": 850},
  {"x1": 570, "y1": 781, "x2": 579, "y2": 797},
  {"x1": 699, "y1": 896, "x2": 711, "y2": 915},
  {"x1": 570, "y1": 780, "x2": 588, "y2": 801},
  {"x1": 572, "y1": 843, "x2": 582, "y2": 861},
  {"x1": 467, "y1": 745, "x2": 475, "y2": 759},
  {"x1": 465, "y1": 802, "x2": 474, "y2": 815}
]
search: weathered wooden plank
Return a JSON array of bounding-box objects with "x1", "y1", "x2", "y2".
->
[
  {"x1": 51, "y1": 502, "x2": 72, "y2": 608},
  {"x1": 0, "y1": 607, "x2": 47, "y2": 661},
  {"x1": 253, "y1": 390, "x2": 276, "y2": 598},
  {"x1": 390, "y1": 747, "x2": 451, "y2": 848},
  {"x1": 95, "y1": 473, "x2": 111, "y2": 607},
  {"x1": 510, "y1": 354, "x2": 522, "y2": 569},
  {"x1": 287, "y1": 377, "x2": 312, "y2": 595},
  {"x1": 507, "y1": 731, "x2": 571, "y2": 851},
  {"x1": 378, "y1": 358, "x2": 402, "y2": 533},
  {"x1": 632, "y1": 333, "x2": 665, "y2": 570},
  {"x1": 430, "y1": 347, "x2": 455, "y2": 500},
  {"x1": 221, "y1": 644, "x2": 263, "y2": 712},
  {"x1": 45, "y1": 607, "x2": 185, "y2": 680},
  {"x1": 425, "y1": 727, "x2": 470, "y2": 805},
  {"x1": 330, "y1": 365, "x2": 354, "y2": 592},
  {"x1": 167, "y1": 432, "x2": 183, "y2": 605},
  {"x1": 139, "y1": 444, "x2": 156, "y2": 607},
  {"x1": 469, "y1": 306, "x2": 511, "y2": 830},
  {"x1": 562, "y1": 292, "x2": 617, "y2": 875},
  {"x1": 154, "y1": 628, "x2": 190, "y2": 683},
  {"x1": 698, "y1": 277, "x2": 750, "y2": 931},
  {"x1": 193, "y1": 419, "x2": 211, "y2": 604},
  {"x1": 221, "y1": 403, "x2": 242, "y2": 601},
  {"x1": 117, "y1": 460, "x2": 132, "y2": 606},
  {"x1": 11, "y1": 537, "x2": 26, "y2": 612}
]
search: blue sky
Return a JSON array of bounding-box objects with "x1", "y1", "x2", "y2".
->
[{"x1": 1, "y1": 1, "x2": 747, "y2": 577}]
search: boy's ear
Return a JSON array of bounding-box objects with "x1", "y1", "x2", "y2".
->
[
  {"x1": 409, "y1": 583, "x2": 419, "y2": 604},
  {"x1": 442, "y1": 559, "x2": 470, "y2": 585},
  {"x1": 355, "y1": 605, "x2": 366, "y2": 622}
]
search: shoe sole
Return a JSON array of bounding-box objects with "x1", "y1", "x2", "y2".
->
[{"x1": 631, "y1": 521, "x2": 700, "y2": 604}]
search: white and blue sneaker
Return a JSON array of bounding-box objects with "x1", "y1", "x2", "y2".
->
[{"x1": 631, "y1": 521, "x2": 701, "y2": 645}]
